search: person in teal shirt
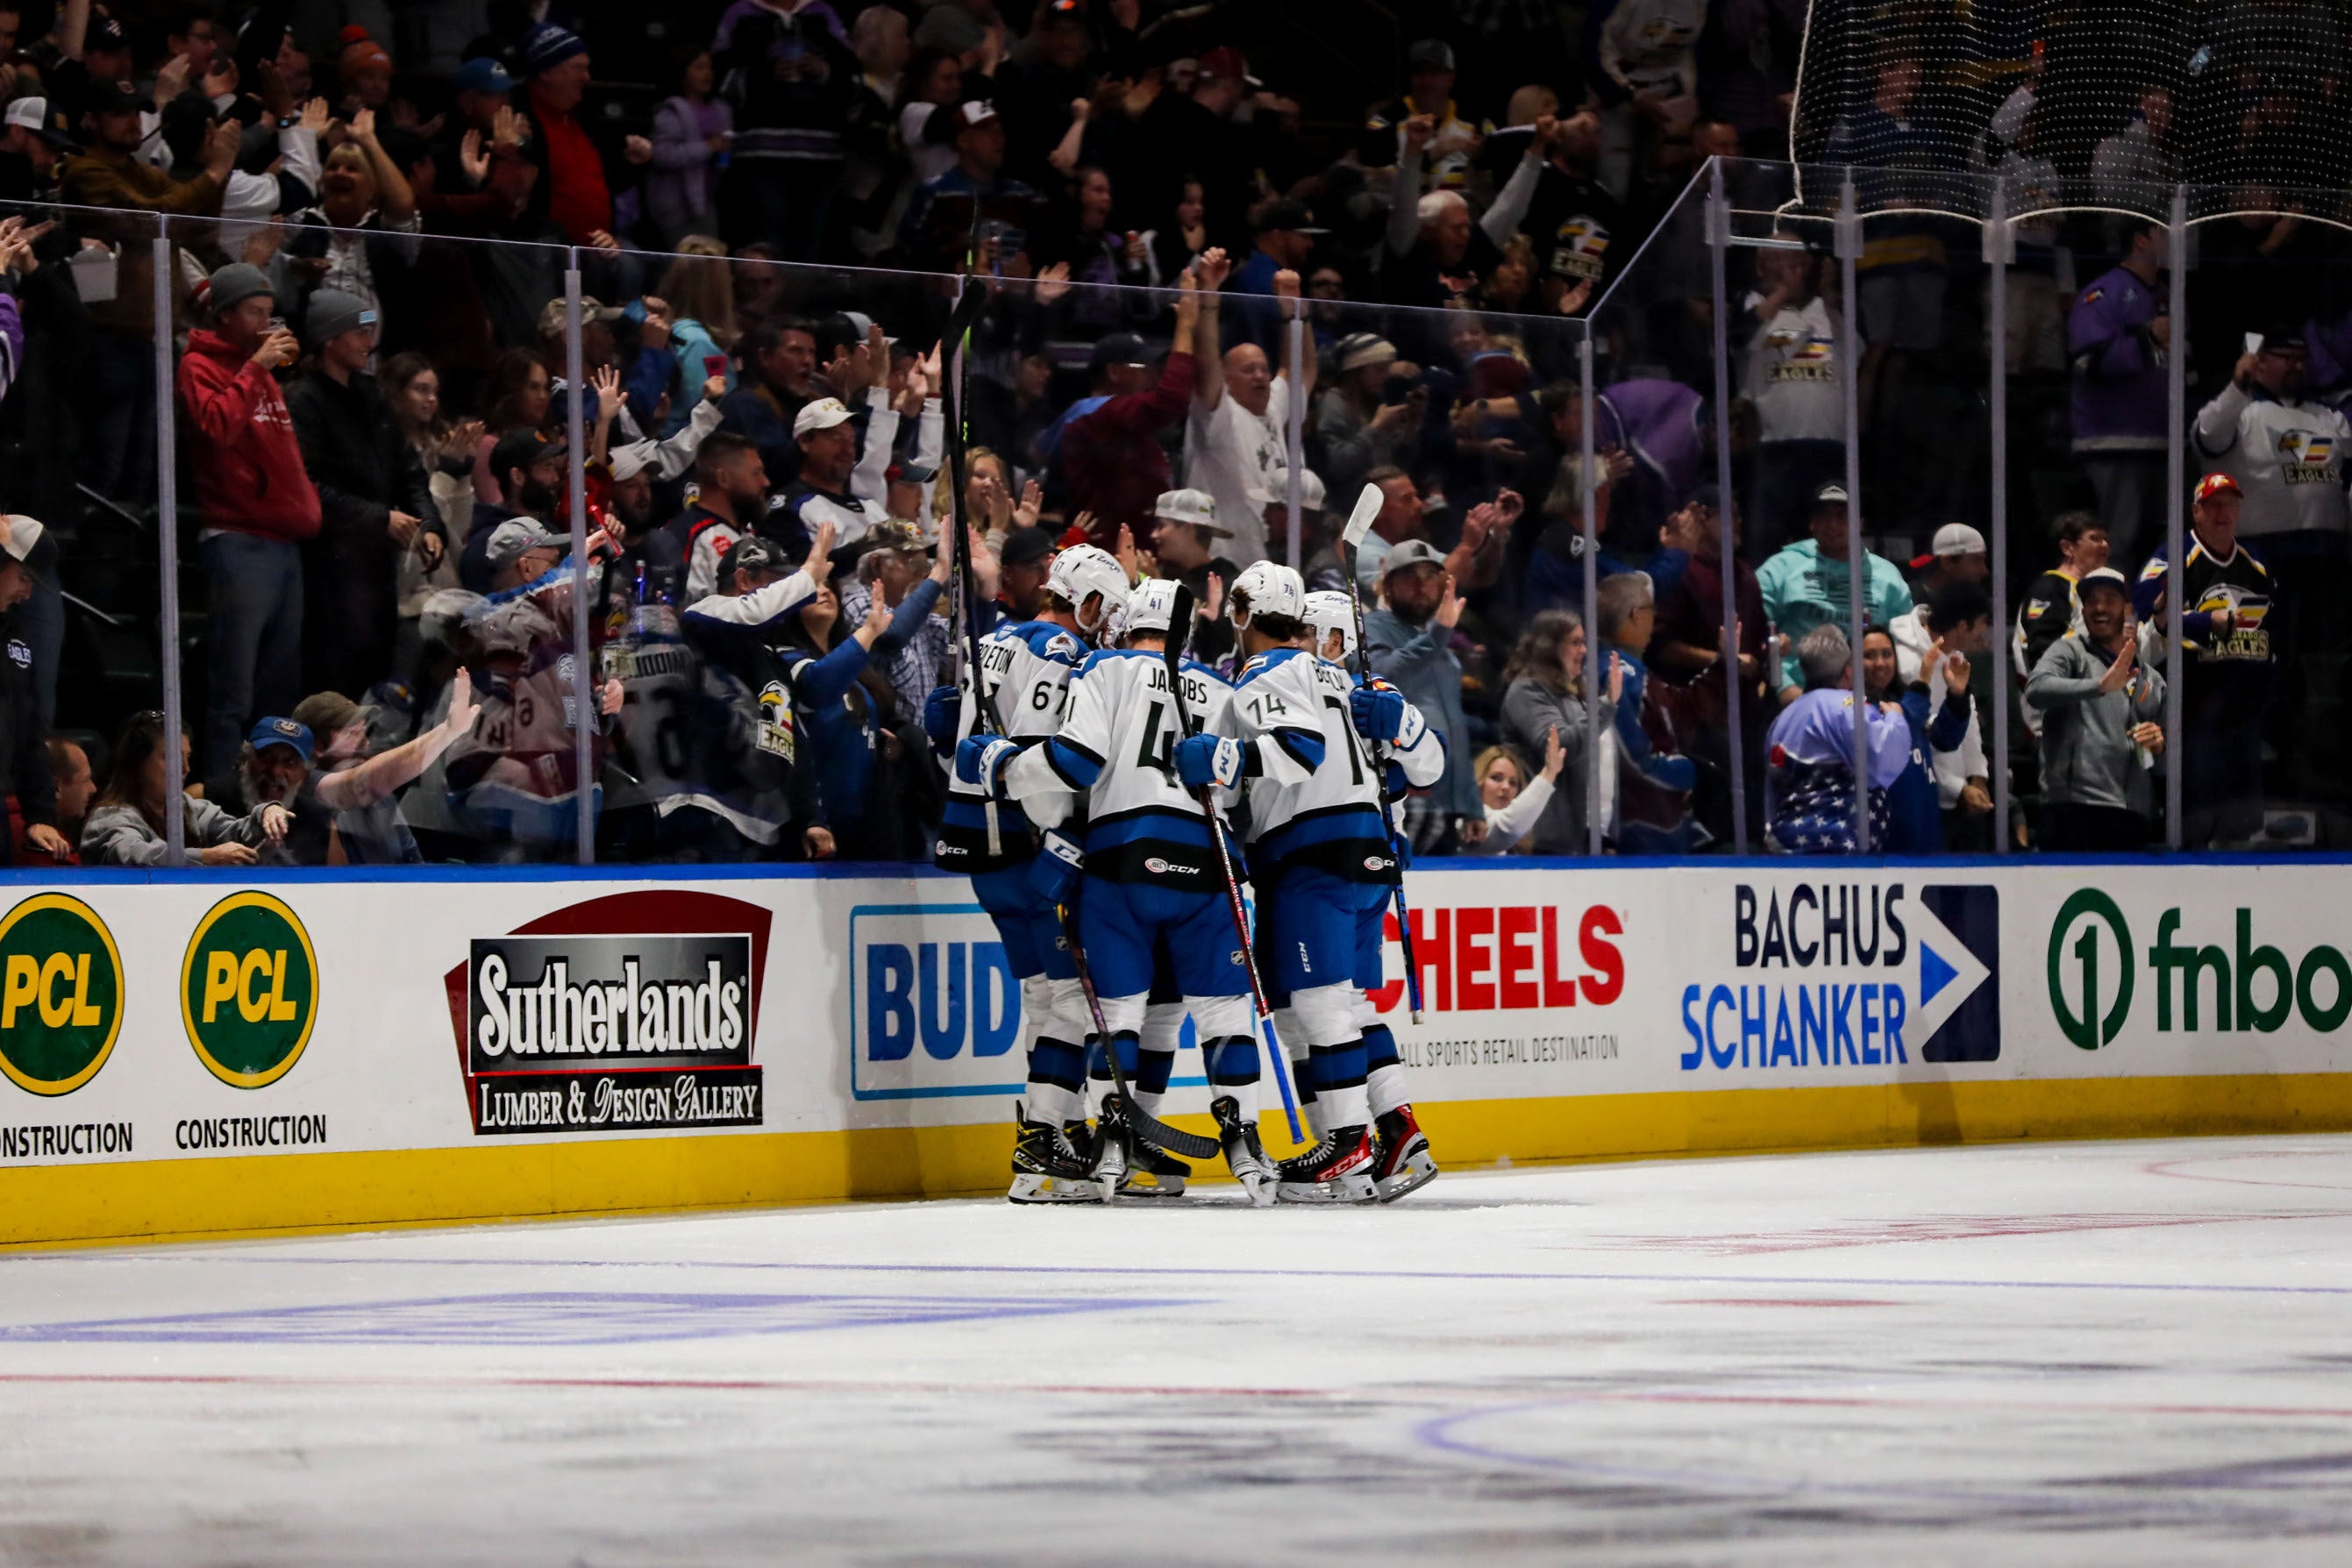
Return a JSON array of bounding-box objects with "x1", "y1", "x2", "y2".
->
[{"x1": 1757, "y1": 482, "x2": 1914, "y2": 698}]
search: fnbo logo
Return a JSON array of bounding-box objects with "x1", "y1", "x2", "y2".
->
[
  {"x1": 2048, "y1": 889, "x2": 2134, "y2": 1051},
  {"x1": 182, "y1": 891, "x2": 318, "y2": 1088},
  {"x1": 0, "y1": 893, "x2": 124, "y2": 1095}
]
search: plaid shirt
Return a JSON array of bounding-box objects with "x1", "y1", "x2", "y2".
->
[{"x1": 838, "y1": 580, "x2": 952, "y2": 717}]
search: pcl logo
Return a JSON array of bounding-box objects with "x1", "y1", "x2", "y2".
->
[
  {"x1": 851, "y1": 902, "x2": 1023, "y2": 1101},
  {"x1": 0, "y1": 893, "x2": 124, "y2": 1097},
  {"x1": 182, "y1": 891, "x2": 319, "y2": 1088}
]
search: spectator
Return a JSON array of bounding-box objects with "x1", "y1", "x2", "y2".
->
[
  {"x1": 841, "y1": 518, "x2": 954, "y2": 712},
  {"x1": 894, "y1": 47, "x2": 966, "y2": 189},
  {"x1": 1516, "y1": 108, "x2": 1625, "y2": 312},
  {"x1": 771, "y1": 396, "x2": 891, "y2": 557},
  {"x1": 0, "y1": 96, "x2": 75, "y2": 203},
  {"x1": 2192, "y1": 325, "x2": 2350, "y2": 669},
  {"x1": 718, "y1": 315, "x2": 819, "y2": 482},
  {"x1": 1350, "y1": 467, "x2": 1517, "y2": 597},
  {"x1": 1228, "y1": 200, "x2": 1322, "y2": 353},
  {"x1": 1365, "y1": 540, "x2": 1480, "y2": 852},
  {"x1": 1741, "y1": 234, "x2": 1845, "y2": 551},
  {"x1": 80, "y1": 710, "x2": 291, "y2": 866},
  {"x1": 1860, "y1": 624, "x2": 1967, "y2": 855},
  {"x1": 2027, "y1": 567, "x2": 2165, "y2": 851},
  {"x1": 2013, "y1": 510, "x2": 2109, "y2": 737},
  {"x1": 517, "y1": 20, "x2": 652, "y2": 248},
  {"x1": 19, "y1": 735, "x2": 95, "y2": 866},
  {"x1": 1187, "y1": 258, "x2": 1309, "y2": 567},
  {"x1": 1314, "y1": 333, "x2": 1414, "y2": 503},
  {"x1": 2134, "y1": 472, "x2": 2276, "y2": 845},
  {"x1": 177, "y1": 261, "x2": 319, "y2": 781},
  {"x1": 1383, "y1": 111, "x2": 1549, "y2": 341},
  {"x1": 1596, "y1": 572, "x2": 1700, "y2": 852},
  {"x1": 842, "y1": 7, "x2": 912, "y2": 254},
  {"x1": 1362, "y1": 40, "x2": 1481, "y2": 194},
  {"x1": 471, "y1": 346, "x2": 555, "y2": 507},
  {"x1": 674, "y1": 431, "x2": 772, "y2": 603},
  {"x1": 1498, "y1": 607, "x2": 1601, "y2": 853},
  {"x1": 1648, "y1": 487, "x2": 1771, "y2": 842},
  {"x1": 1757, "y1": 482, "x2": 1913, "y2": 698},
  {"x1": 897, "y1": 101, "x2": 1038, "y2": 273},
  {"x1": 1143, "y1": 488, "x2": 1239, "y2": 667},
  {"x1": 281, "y1": 106, "x2": 417, "y2": 343},
  {"x1": 649, "y1": 242, "x2": 740, "y2": 437},
  {"x1": 0, "y1": 517, "x2": 60, "y2": 864},
  {"x1": 647, "y1": 47, "x2": 731, "y2": 243},
  {"x1": 1461, "y1": 738, "x2": 1563, "y2": 856},
  {"x1": 1892, "y1": 580, "x2": 1997, "y2": 849},
  {"x1": 994, "y1": 524, "x2": 1056, "y2": 622},
  {"x1": 2069, "y1": 218, "x2": 2172, "y2": 559},
  {"x1": 717, "y1": 0, "x2": 862, "y2": 263},
  {"x1": 1055, "y1": 266, "x2": 1201, "y2": 546},
  {"x1": 1907, "y1": 522, "x2": 1988, "y2": 602},
  {"x1": 1762, "y1": 624, "x2": 1912, "y2": 854},
  {"x1": 253, "y1": 677, "x2": 482, "y2": 865},
  {"x1": 459, "y1": 431, "x2": 567, "y2": 593},
  {"x1": 770, "y1": 545, "x2": 920, "y2": 859},
  {"x1": 381, "y1": 353, "x2": 481, "y2": 660},
  {"x1": 287, "y1": 289, "x2": 438, "y2": 701},
  {"x1": 1598, "y1": 0, "x2": 1705, "y2": 197}
]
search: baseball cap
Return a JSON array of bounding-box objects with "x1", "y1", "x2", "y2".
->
[
  {"x1": 1812, "y1": 481, "x2": 1850, "y2": 507},
  {"x1": 452, "y1": 57, "x2": 518, "y2": 98},
  {"x1": 1196, "y1": 46, "x2": 1258, "y2": 86},
  {"x1": 1259, "y1": 467, "x2": 1328, "y2": 510},
  {"x1": 85, "y1": 14, "x2": 129, "y2": 53},
  {"x1": 486, "y1": 518, "x2": 559, "y2": 570},
  {"x1": 1332, "y1": 333, "x2": 1398, "y2": 374},
  {"x1": 536, "y1": 296, "x2": 625, "y2": 339},
  {"x1": 1088, "y1": 331, "x2": 1151, "y2": 374},
  {"x1": 0, "y1": 514, "x2": 39, "y2": 564},
  {"x1": 953, "y1": 99, "x2": 1001, "y2": 131},
  {"x1": 303, "y1": 288, "x2": 375, "y2": 346},
  {"x1": 999, "y1": 526, "x2": 1056, "y2": 568},
  {"x1": 794, "y1": 396, "x2": 855, "y2": 439},
  {"x1": 1932, "y1": 522, "x2": 1987, "y2": 557},
  {"x1": 490, "y1": 429, "x2": 564, "y2": 481},
  {"x1": 2194, "y1": 472, "x2": 2242, "y2": 502},
  {"x1": 608, "y1": 440, "x2": 658, "y2": 483},
  {"x1": 1408, "y1": 39, "x2": 1456, "y2": 72},
  {"x1": 1153, "y1": 488, "x2": 1223, "y2": 531},
  {"x1": 248, "y1": 717, "x2": 313, "y2": 761},
  {"x1": 4, "y1": 97, "x2": 74, "y2": 152},
  {"x1": 2261, "y1": 324, "x2": 2309, "y2": 352},
  {"x1": 2078, "y1": 566, "x2": 2132, "y2": 595},
  {"x1": 860, "y1": 518, "x2": 930, "y2": 557},
  {"x1": 887, "y1": 459, "x2": 938, "y2": 486},
  {"x1": 1254, "y1": 198, "x2": 1327, "y2": 237},
  {"x1": 1381, "y1": 538, "x2": 1447, "y2": 578},
  {"x1": 716, "y1": 533, "x2": 794, "y2": 583}
]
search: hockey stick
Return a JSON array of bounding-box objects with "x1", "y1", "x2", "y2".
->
[
  {"x1": 937, "y1": 275, "x2": 998, "y2": 852},
  {"x1": 1341, "y1": 484, "x2": 1425, "y2": 1024},
  {"x1": 1055, "y1": 901, "x2": 1222, "y2": 1163},
  {"x1": 1162, "y1": 585, "x2": 1305, "y2": 1143}
]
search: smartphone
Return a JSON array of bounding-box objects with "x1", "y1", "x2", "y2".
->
[
  {"x1": 2246, "y1": 331, "x2": 2265, "y2": 354},
  {"x1": 702, "y1": 353, "x2": 728, "y2": 379}
]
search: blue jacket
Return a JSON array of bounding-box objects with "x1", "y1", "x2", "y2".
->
[
  {"x1": 1884, "y1": 684, "x2": 1969, "y2": 852},
  {"x1": 2068, "y1": 263, "x2": 2170, "y2": 453}
]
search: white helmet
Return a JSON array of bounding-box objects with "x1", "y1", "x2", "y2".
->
[
  {"x1": 1229, "y1": 560, "x2": 1304, "y2": 630},
  {"x1": 1301, "y1": 590, "x2": 1357, "y2": 660},
  {"x1": 1123, "y1": 577, "x2": 1184, "y2": 637},
  {"x1": 1045, "y1": 544, "x2": 1130, "y2": 637}
]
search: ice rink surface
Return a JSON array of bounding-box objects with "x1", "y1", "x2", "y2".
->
[{"x1": 5, "y1": 1136, "x2": 2352, "y2": 1565}]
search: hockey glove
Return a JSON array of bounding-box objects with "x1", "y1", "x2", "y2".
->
[
  {"x1": 1174, "y1": 733, "x2": 1244, "y2": 789},
  {"x1": 1350, "y1": 685, "x2": 1425, "y2": 747},
  {"x1": 955, "y1": 735, "x2": 1019, "y2": 791},
  {"x1": 922, "y1": 685, "x2": 960, "y2": 750},
  {"x1": 1027, "y1": 828, "x2": 1085, "y2": 906},
  {"x1": 1384, "y1": 759, "x2": 1410, "y2": 802}
]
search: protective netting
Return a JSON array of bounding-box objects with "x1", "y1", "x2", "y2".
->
[{"x1": 1789, "y1": 0, "x2": 2352, "y2": 222}]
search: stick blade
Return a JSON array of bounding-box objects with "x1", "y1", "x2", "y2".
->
[{"x1": 1341, "y1": 483, "x2": 1384, "y2": 548}]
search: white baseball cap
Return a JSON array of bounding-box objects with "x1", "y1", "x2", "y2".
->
[
  {"x1": 1932, "y1": 523, "x2": 1987, "y2": 557},
  {"x1": 0, "y1": 514, "x2": 43, "y2": 563},
  {"x1": 793, "y1": 396, "x2": 855, "y2": 439},
  {"x1": 1153, "y1": 488, "x2": 1226, "y2": 533}
]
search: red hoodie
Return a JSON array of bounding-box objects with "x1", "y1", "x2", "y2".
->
[{"x1": 175, "y1": 328, "x2": 322, "y2": 543}]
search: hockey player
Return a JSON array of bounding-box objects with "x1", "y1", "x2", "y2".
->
[
  {"x1": 939, "y1": 542, "x2": 1131, "y2": 1202},
  {"x1": 974, "y1": 575, "x2": 1281, "y2": 1203},
  {"x1": 1227, "y1": 567, "x2": 1445, "y2": 1201}
]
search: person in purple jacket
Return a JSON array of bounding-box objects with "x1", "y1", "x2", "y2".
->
[
  {"x1": 2068, "y1": 218, "x2": 2172, "y2": 559},
  {"x1": 1763, "y1": 623, "x2": 1914, "y2": 854}
]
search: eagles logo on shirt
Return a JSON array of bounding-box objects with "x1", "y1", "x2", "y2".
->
[
  {"x1": 1548, "y1": 217, "x2": 1610, "y2": 282},
  {"x1": 2194, "y1": 585, "x2": 2272, "y2": 661},
  {"x1": 755, "y1": 681, "x2": 795, "y2": 761},
  {"x1": 4, "y1": 638, "x2": 27, "y2": 670},
  {"x1": 1767, "y1": 328, "x2": 1835, "y2": 382},
  {"x1": 2275, "y1": 428, "x2": 2339, "y2": 484}
]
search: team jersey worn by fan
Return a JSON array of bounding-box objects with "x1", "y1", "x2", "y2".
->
[
  {"x1": 935, "y1": 619, "x2": 1087, "y2": 874},
  {"x1": 2133, "y1": 540, "x2": 2275, "y2": 665},
  {"x1": 1009, "y1": 649, "x2": 1234, "y2": 894},
  {"x1": 1222, "y1": 650, "x2": 1370, "y2": 880}
]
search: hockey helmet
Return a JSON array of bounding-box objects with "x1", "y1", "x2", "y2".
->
[
  {"x1": 1124, "y1": 577, "x2": 1185, "y2": 637},
  {"x1": 1301, "y1": 590, "x2": 1357, "y2": 660},
  {"x1": 1229, "y1": 559, "x2": 1305, "y2": 630},
  {"x1": 1045, "y1": 543, "x2": 1130, "y2": 636}
]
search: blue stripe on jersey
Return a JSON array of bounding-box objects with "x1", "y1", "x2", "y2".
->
[
  {"x1": 1237, "y1": 646, "x2": 1311, "y2": 681},
  {"x1": 1273, "y1": 726, "x2": 1325, "y2": 771},
  {"x1": 1258, "y1": 802, "x2": 1393, "y2": 859},
  {"x1": 1085, "y1": 807, "x2": 1214, "y2": 852},
  {"x1": 1045, "y1": 735, "x2": 1105, "y2": 788}
]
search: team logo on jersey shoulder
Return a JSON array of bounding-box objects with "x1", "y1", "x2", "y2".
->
[
  {"x1": 4, "y1": 639, "x2": 26, "y2": 670},
  {"x1": 756, "y1": 681, "x2": 795, "y2": 759}
]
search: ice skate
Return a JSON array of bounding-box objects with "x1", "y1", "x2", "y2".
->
[
  {"x1": 1118, "y1": 1140, "x2": 1192, "y2": 1198},
  {"x1": 1371, "y1": 1105, "x2": 1438, "y2": 1203},
  {"x1": 1007, "y1": 1105, "x2": 1105, "y2": 1204},
  {"x1": 1274, "y1": 1124, "x2": 1377, "y2": 1204},
  {"x1": 1211, "y1": 1095, "x2": 1278, "y2": 1207}
]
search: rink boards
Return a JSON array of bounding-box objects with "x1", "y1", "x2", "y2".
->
[{"x1": 0, "y1": 859, "x2": 2348, "y2": 1245}]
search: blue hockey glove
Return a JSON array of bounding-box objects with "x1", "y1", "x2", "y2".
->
[
  {"x1": 1027, "y1": 828, "x2": 1085, "y2": 906},
  {"x1": 923, "y1": 686, "x2": 960, "y2": 750},
  {"x1": 1350, "y1": 685, "x2": 1406, "y2": 742},
  {"x1": 1174, "y1": 733, "x2": 1244, "y2": 789},
  {"x1": 955, "y1": 735, "x2": 1017, "y2": 789}
]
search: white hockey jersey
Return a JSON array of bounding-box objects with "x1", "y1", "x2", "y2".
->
[
  {"x1": 1225, "y1": 650, "x2": 1445, "y2": 882},
  {"x1": 1011, "y1": 647, "x2": 1235, "y2": 893},
  {"x1": 934, "y1": 617, "x2": 1087, "y2": 874}
]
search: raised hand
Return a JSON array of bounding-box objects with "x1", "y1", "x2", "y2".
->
[
  {"x1": 2097, "y1": 634, "x2": 2138, "y2": 694},
  {"x1": 1435, "y1": 572, "x2": 1465, "y2": 630},
  {"x1": 1194, "y1": 246, "x2": 1230, "y2": 293},
  {"x1": 460, "y1": 128, "x2": 489, "y2": 185},
  {"x1": 1013, "y1": 480, "x2": 1043, "y2": 531},
  {"x1": 300, "y1": 97, "x2": 331, "y2": 136},
  {"x1": 444, "y1": 667, "x2": 480, "y2": 737},
  {"x1": 493, "y1": 103, "x2": 524, "y2": 152},
  {"x1": 1542, "y1": 723, "x2": 1565, "y2": 780},
  {"x1": 593, "y1": 364, "x2": 624, "y2": 425}
]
